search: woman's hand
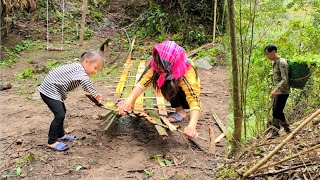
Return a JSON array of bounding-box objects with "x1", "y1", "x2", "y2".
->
[
  {"x1": 184, "y1": 124, "x2": 198, "y2": 138},
  {"x1": 116, "y1": 100, "x2": 133, "y2": 116}
]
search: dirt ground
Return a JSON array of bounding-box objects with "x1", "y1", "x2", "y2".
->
[
  {"x1": 0, "y1": 45, "x2": 229, "y2": 180},
  {"x1": 0, "y1": 2, "x2": 230, "y2": 180}
]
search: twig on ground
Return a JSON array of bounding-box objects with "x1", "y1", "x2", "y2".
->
[
  {"x1": 179, "y1": 132, "x2": 196, "y2": 156},
  {"x1": 3, "y1": 139, "x2": 17, "y2": 153}
]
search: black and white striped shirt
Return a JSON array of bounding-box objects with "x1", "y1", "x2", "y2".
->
[{"x1": 38, "y1": 62, "x2": 99, "y2": 102}]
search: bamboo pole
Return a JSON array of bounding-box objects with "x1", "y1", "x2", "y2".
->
[
  {"x1": 243, "y1": 109, "x2": 320, "y2": 177},
  {"x1": 79, "y1": 0, "x2": 87, "y2": 46}
]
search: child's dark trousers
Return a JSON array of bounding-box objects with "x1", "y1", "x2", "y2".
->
[{"x1": 40, "y1": 93, "x2": 66, "y2": 144}]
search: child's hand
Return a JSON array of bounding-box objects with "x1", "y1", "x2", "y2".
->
[{"x1": 96, "y1": 94, "x2": 102, "y2": 103}]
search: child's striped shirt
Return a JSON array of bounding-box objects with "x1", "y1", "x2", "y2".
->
[{"x1": 38, "y1": 62, "x2": 99, "y2": 102}]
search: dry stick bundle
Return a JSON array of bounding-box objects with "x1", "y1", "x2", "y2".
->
[
  {"x1": 256, "y1": 144, "x2": 320, "y2": 172},
  {"x1": 243, "y1": 108, "x2": 320, "y2": 177},
  {"x1": 253, "y1": 162, "x2": 315, "y2": 177}
]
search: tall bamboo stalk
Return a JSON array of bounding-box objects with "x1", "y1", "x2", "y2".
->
[{"x1": 79, "y1": 0, "x2": 87, "y2": 46}]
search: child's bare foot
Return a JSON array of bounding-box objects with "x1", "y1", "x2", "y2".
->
[{"x1": 168, "y1": 107, "x2": 186, "y2": 122}]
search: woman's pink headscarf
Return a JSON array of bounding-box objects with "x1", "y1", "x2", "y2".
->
[{"x1": 151, "y1": 41, "x2": 191, "y2": 87}]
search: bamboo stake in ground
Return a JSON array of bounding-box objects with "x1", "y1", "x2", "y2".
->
[
  {"x1": 207, "y1": 125, "x2": 216, "y2": 156},
  {"x1": 243, "y1": 108, "x2": 320, "y2": 177}
]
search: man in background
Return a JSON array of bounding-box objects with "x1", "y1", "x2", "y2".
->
[{"x1": 265, "y1": 44, "x2": 291, "y2": 139}]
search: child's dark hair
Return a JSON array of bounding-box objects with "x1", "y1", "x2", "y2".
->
[
  {"x1": 265, "y1": 44, "x2": 277, "y2": 53},
  {"x1": 80, "y1": 50, "x2": 105, "y2": 65}
]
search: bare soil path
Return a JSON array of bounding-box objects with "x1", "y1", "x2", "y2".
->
[{"x1": 0, "y1": 1, "x2": 230, "y2": 179}]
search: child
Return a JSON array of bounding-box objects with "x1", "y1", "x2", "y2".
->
[
  {"x1": 38, "y1": 50, "x2": 104, "y2": 151},
  {"x1": 117, "y1": 41, "x2": 201, "y2": 138}
]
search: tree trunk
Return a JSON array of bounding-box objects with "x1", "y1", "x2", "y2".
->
[
  {"x1": 228, "y1": 0, "x2": 242, "y2": 156},
  {"x1": 1, "y1": 2, "x2": 7, "y2": 42},
  {"x1": 79, "y1": 0, "x2": 87, "y2": 46},
  {"x1": 213, "y1": 0, "x2": 217, "y2": 43},
  {"x1": 217, "y1": 0, "x2": 227, "y2": 34}
]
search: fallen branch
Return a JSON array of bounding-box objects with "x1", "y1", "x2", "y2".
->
[
  {"x1": 243, "y1": 109, "x2": 320, "y2": 177},
  {"x1": 211, "y1": 110, "x2": 229, "y2": 142},
  {"x1": 186, "y1": 43, "x2": 214, "y2": 58},
  {"x1": 3, "y1": 139, "x2": 17, "y2": 153},
  {"x1": 180, "y1": 132, "x2": 196, "y2": 156},
  {"x1": 45, "y1": 47, "x2": 64, "y2": 51}
]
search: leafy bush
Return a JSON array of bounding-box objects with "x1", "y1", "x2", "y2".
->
[
  {"x1": 46, "y1": 59, "x2": 61, "y2": 70},
  {"x1": 186, "y1": 28, "x2": 209, "y2": 46},
  {"x1": 14, "y1": 40, "x2": 44, "y2": 52},
  {"x1": 17, "y1": 68, "x2": 34, "y2": 80},
  {"x1": 0, "y1": 47, "x2": 19, "y2": 67},
  {"x1": 91, "y1": 11, "x2": 104, "y2": 22}
]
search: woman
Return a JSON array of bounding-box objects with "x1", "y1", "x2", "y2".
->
[{"x1": 117, "y1": 41, "x2": 201, "y2": 138}]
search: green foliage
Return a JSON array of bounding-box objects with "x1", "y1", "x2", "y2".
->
[
  {"x1": 151, "y1": 154, "x2": 173, "y2": 167},
  {"x1": 144, "y1": 4, "x2": 181, "y2": 36},
  {"x1": 228, "y1": 0, "x2": 320, "y2": 140},
  {"x1": 46, "y1": 59, "x2": 61, "y2": 70},
  {"x1": 1, "y1": 153, "x2": 36, "y2": 178},
  {"x1": 0, "y1": 46, "x2": 19, "y2": 67},
  {"x1": 91, "y1": 11, "x2": 104, "y2": 22},
  {"x1": 14, "y1": 40, "x2": 44, "y2": 52},
  {"x1": 76, "y1": 27, "x2": 93, "y2": 40},
  {"x1": 143, "y1": 169, "x2": 154, "y2": 177},
  {"x1": 15, "y1": 167, "x2": 21, "y2": 176},
  {"x1": 17, "y1": 68, "x2": 34, "y2": 80},
  {"x1": 216, "y1": 167, "x2": 235, "y2": 178},
  {"x1": 75, "y1": 165, "x2": 83, "y2": 171},
  {"x1": 186, "y1": 27, "x2": 209, "y2": 46}
]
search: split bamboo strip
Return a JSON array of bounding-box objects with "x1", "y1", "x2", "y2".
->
[
  {"x1": 215, "y1": 133, "x2": 225, "y2": 143},
  {"x1": 114, "y1": 39, "x2": 135, "y2": 100},
  {"x1": 114, "y1": 62, "x2": 133, "y2": 100},
  {"x1": 121, "y1": 61, "x2": 139, "y2": 98},
  {"x1": 243, "y1": 109, "x2": 320, "y2": 177},
  {"x1": 145, "y1": 85, "x2": 168, "y2": 136},
  {"x1": 134, "y1": 60, "x2": 146, "y2": 111},
  {"x1": 155, "y1": 91, "x2": 167, "y2": 116}
]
